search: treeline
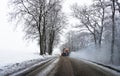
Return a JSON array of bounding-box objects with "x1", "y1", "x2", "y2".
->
[
  {"x1": 63, "y1": 0, "x2": 120, "y2": 64},
  {"x1": 10, "y1": 0, "x2": 66, "y2": 55}
]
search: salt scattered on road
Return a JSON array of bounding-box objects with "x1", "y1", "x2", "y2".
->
[{"x1": 37, "y1": 58, "x2": 59, "y2": 76}]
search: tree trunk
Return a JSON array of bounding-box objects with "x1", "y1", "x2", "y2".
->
[
  {"x1": 43, "y1": 16, "x2": 46, "y2": 54},
  {"x1": 111, "y1": 0, "x2": 115, "y2": 64},
  {"x1": 93, "y1": 28, "x2": 97, "y2": 45},
  {"x1": 48, "y1": 30, "x2": 55, "y2": 55},
  {"x1": 99, "y1": 26, "x2": 103, "y2": 47},
  {"x1": 40, "y1": 35, "x2": 43, "y2": 55},
  {"x1": 99, "y1": 7, "x2": 105, "y2": 47}
]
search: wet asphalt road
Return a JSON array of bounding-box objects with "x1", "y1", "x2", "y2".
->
[{"x1": 48, "y1": 56, "x2": 117, "y2": 76}]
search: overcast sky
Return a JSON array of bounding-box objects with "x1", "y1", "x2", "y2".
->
[{"x1": 0, "y1": 0, "x2": 92, "y2": 54}]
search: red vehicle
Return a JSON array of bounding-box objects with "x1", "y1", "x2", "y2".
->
[{"x1": 61, "y1": 48, "x2": 70, "y2": 56}]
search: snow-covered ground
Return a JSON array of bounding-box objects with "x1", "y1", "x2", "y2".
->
[
  {"x1": 0, "y1": 50, "x2": 41, "y2": 67},
  {"x1": 70, "y1": 51, "x2": 120, "y2": 68},
  {"x1": 0, "y1": 50, "x2": 57, "y2": 76},
  {"x1": 70, "y1": 48, "x2": 120, "y2": 76}
]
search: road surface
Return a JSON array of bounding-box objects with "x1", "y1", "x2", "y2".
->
[
  {"x1": 48, "y1": 57, "x2": 117, "y2": 76},
  {"x1": 12, "y1": 56, "x2": 118, "y2": 76}
]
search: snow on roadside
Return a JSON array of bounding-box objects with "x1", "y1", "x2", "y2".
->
[
  {"x1": 70, "y1": 54, "x2": 120, "y2": 76},
  {"x1": 78, "y1": 58, "x2": 120, "y2": 76},
  {"x1": 0, "y1": 50, "x2": 42, "y2": 67},
  {"x1": 69, "y1": 44, "x2": 120, "y2": 74},
  {"x1": 0, "y1": 52, "x2": 56, "y2": 76},
  {"x1": 110, "y1": 65, "x2": 120, "y2": 70}
]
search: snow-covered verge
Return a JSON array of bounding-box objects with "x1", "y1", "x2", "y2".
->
[
  {"x1": 0, "y1": 51, "x2": 57, "y2": 76},
  {"x1": 70, "y1": 52, "x2": 120, "y2": 69},
  {"x1": 70, "y1": 45, "x2": 111, "y2": 63},
  {"x1": 70, "y1": 45, "x2": 120, "y2": 75}
]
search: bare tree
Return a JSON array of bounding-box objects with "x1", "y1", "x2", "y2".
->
[
  {"x1": 71, "y1": 1, "x2": 107, "y2": 47},
  {"x1": 10, "y1": 0, "x2": 64, "y2": 55},
  {"x1": 46, "y1": 5, "x2": 66, "y2": 55}
]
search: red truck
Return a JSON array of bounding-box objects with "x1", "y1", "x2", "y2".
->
[{"x1": 61, "y1": 48, "x2": 70, "y2": 56}]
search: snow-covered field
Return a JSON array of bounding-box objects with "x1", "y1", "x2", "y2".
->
[
  {"x1": 0, "y1": 50, "x2": 57, "y2": 76},
  {"x1": 0, "y1": 50, "x2": 42, "y2": 67}
]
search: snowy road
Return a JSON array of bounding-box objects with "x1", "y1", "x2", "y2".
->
[{"x1": 11, "y1": 56, "x2": 119, "y2": 76}]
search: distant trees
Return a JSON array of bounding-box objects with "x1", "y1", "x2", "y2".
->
[
  {"x1": 61, "y1": 31, "x2": 92, "y2": 52},
  {"x1": 10, "y1": 0, "x2": 66, "y2": 55}
]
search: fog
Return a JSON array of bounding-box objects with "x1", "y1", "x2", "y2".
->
[
  {"x1": 70, "y1": 42, "x2": 120, "y2": 66},
  {"x1": 70, "y1": 44, "x2": 111, "y2": 64}
]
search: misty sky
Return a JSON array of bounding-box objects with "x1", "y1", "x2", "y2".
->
[{"x1": 0, "y1": 0, "x2": 92, "y2": 54}]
